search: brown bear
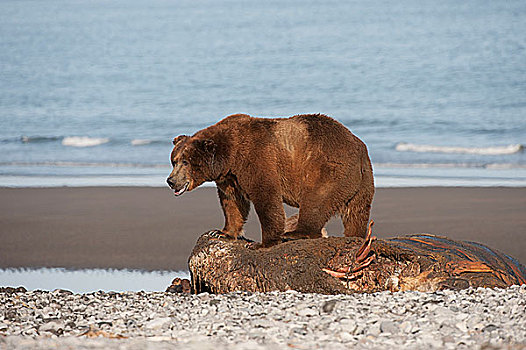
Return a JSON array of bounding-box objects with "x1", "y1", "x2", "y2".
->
[{"x1": 167, "y1": 113, "x2": 374, "y2": 248}]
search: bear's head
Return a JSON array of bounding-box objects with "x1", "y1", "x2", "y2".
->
[{"x1": 166, "y1": 135, "x2": 218, "y2": 196}]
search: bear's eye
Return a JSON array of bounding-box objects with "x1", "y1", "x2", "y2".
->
[{"x1": 182, "y1": 160, "x2": 189, "y2": 166}]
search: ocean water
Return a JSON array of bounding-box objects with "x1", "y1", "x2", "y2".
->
[
  {"x1": 0, "y1": 268, "x2": 189, "y2": 293},
  {"x1": 1, "y1": 0, "x2": 525, "y2": 187}
]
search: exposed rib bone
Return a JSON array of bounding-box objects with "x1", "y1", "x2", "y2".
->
[
  {"x1": 355, "y1": 220, "x2": 376, "y2": 263},
  {"x1": 322, "y1": 221, "x2": 378, "y2": 281},
  {"x1": 352, "y1": 253, "x2": 376, "y2": 273}
]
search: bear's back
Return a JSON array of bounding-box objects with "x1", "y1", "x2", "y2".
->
[
  {"x1": 211, "y1": 113, "x2": 366, "y2": 157},
  {"x1": 289, "y1": 114, "x2": 357, "y2": 143}
]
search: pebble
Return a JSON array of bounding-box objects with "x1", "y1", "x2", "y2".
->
[
  {"x1": 144, "y1": 317, "x2": 172, "y2": 330},
  {"x1": 38, "y1": 320, "x2": 65, "y2": 335},
  {"x1": 380, "y1": 320, "x2": 398, "y2": 334},
  {"x1": 321, "y1": 300, "x2": 337, "y2": 314},
  {"x1": 0, "y1": 286, "x2": 525, "y2": 349}
]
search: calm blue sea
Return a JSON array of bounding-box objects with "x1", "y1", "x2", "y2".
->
[{"x1": 1, "y1": 0, "x2": 525, "y2": 187}]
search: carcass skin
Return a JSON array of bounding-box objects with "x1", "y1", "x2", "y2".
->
[{"x1": 188, "y1": 223, "x2": 526, "y2": 294}]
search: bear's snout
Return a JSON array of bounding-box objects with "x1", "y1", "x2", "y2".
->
[{"x1": 167, "y1": 176, "x2": 190, "y2": 196}]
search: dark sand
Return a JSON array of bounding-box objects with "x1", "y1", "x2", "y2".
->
[{"x1": 1, "y1": 187, "x2": 525, "y2": 271}]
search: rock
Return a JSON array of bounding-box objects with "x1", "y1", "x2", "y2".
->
[
  {"x1": 368, "y1": 322, "x2": 381, "y2": 336},
  {"x1": 466, "y1": 315, "x2": 482, "y2": 329},
  {"x1": 399, "y1": 321, "x2": 412, "y2": 333},
  {"x1": 483, "y1": 324, "x2": 498, "y2": 333},
  {"x1": 338, "y1": 331, "x2": 355, "y2": 342},
  {"x1": 420, "y1": 334, "x2": 444, "y2": 348},
  {"x1": 297, "y1": 307, "x2": 317, "y2": 317},
  {"x1": 455, "y1": 312, "x2": 469, "y2": 321},
  {"x1": 39, "y1": 320, "x2": 65, "y2": 335},
  {"x1": 52, "y1": 289, "x2": 73, "y2": 295},
  {"x1": 338, "y1": 318, "x2": 357, "y2": 335},
  {"x1": 144, "y1": 317, "x2": 172, "y2": 330},
  {"x1": 455, "y1": 321, "x2": 468, "y2": 332},
  {"x1": 166, "y1": 278, "x2": 191, "y2": 293},
  {"x1": 0, "y1": 286, "x2": 27, "y2": 294},
  {"x1": 433, "y1": 306, "x2": 455, "y2": 317},
  {"x1": 21, "y1": 326, "x2": 38, "y2": 336},
  {"x1": 321, "y1": 300, "x2": 337, "y2": 314},
  {"x1": 252, "y1": 319, "x2": 273, "y2": 329},
  {"x1": 96, "y1": 320, "x2": 113, "y2": 327},
  {"x1": 380, "y1": 320, "x2": 399, "y2": 334},
  {"x1": 148, "y1": 336, "x2": 172, "y2": 342},
  {"x1": 4, "y1": 308, "x2": 18, "y2": 321}
]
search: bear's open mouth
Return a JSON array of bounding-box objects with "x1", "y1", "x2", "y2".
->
[{"x1": 173, "y1": 182, "x2": 189, "y2": 196}]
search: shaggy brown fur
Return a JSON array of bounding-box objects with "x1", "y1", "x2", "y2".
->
[{"x1": 167, "y1": 114, "x2": 374, "y2": 248}]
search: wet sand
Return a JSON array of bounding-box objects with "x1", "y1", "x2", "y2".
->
[{"x1": 1, "y1": 187, "x2": 525, "y2": 270}]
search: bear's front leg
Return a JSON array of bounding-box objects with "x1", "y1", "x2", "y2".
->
[
  {"x1": 252, "y1": 196, "x2": 285, "y2": 248},
  {"x1": 217, "y1": 181, "x2": 250, "y2": 239}
]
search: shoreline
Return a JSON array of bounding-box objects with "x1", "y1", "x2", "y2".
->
[
  {"x1": 2, "y1": 162, "x2": 526, "y2": 188},
  {"x1": 1, "y1": 186, "x2": 525, "y2": 271}
]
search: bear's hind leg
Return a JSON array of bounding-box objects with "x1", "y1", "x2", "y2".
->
[
  {"x1": 341, "y1": 185, "x2": 373, "y2": 238},
  {"x1": 283, "y1": 202, "x2": 331, "y2": 240},
  {"x1": 252, "y1": 198, "x2": 286, "y2": 248}
]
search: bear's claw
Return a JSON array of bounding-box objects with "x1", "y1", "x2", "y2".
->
[
  {"x1": 207, "y1": 230, "x2": 227, "y2": 239},
  {"x1": 207, "y1": 230, "x2": 254, "y2": 243}
]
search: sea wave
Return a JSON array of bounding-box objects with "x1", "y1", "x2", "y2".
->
[
  {"x1": 20, "y1": 136, "x2": 61, "y2": 143},
  {"x1": 9, "y1": 136, "x2": 168, "y2": 147},
  {"x1": 374, "y1": 162, "x2": 526, "y2": 169},
  {"x1": 131, "y1": 139, "x2": 152, "y2": 146},
  {"x1": 395, "y1": 142, "x2": 523, "y2": 155},
  {"x1": 0, "y1": 161, "x2": 169, "y2": 168},
  {"x1": 62, "y1": 136, "x2": 110, "y2": 147}
]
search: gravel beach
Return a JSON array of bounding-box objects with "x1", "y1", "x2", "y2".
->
[{"x1": 1, "y1": 286, "x2": 525, "y2": 349}]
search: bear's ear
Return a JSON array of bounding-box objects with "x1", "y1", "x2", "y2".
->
[
  {"x1": 194, "y1": 139, "x2": 216, "y2": 155},
  {"x1": 173, "y1": 135, "x2": 189, "y2": 146}
]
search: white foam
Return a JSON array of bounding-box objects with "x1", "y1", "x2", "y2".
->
[
  {"x1": 131, "y1": 139, "x2": 152, "y2": 146},
  {"x1": 375, "y1": 162, "x2": 475, "y2": 169},
  {"x1": 374, "y1": 176, "x2": 526, "y2": 187},
  {"x1": 395, "y1": 142, "x2": 523, "y2": 155},
  {"x1": 373, "y1": 163, "x2": 526, "y2": 187},
  {"x1": 62, "y1": 136, "x2": 109, "y2": 147},
  {"x1": 374, "y1": 162, "x2": 526, "y2": 169}
]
